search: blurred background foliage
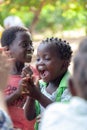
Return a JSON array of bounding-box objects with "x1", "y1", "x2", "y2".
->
[{"x1": 0, "y1": 0, "x2": 87, "y2": 34}]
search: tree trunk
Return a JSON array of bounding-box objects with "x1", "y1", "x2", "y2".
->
[{"x1": 29, "y1": 0, "x2": 45, "y2": 34}]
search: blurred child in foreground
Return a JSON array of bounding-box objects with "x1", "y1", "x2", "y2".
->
[{"x1": 0, "y1": 47, "x2": 13, "y2": 130}]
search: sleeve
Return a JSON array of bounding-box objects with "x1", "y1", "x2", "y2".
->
[{"x1": 0, "y1": 110, "x2": 13, "y2": 130}]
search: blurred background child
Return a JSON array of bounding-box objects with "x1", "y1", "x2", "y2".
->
[{"x1": 1, "y1": 26, "x2": 38, "y2": 130}]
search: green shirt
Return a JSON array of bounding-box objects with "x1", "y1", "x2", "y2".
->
[{"x1": 35, "y1": 71, "x2": 71, "y2": 130}]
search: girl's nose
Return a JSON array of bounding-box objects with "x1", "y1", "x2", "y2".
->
[{"x1": 27, "y1": 45, "x2": 34, "y2": 52}]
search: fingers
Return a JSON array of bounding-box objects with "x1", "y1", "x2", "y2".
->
[
  {"x1": 21, "y1": 71, "x2": 27, "y2": 78},
  {"x1": 20, "y1": 82, "x2": 30, "y2": 95},
  {"x1": 32, "y1": 75, "x2": 40, "y2": 87},
  {"x1": 0, "y1": 47, "x2": 9, "y2": 55},
  {"x1": 0, "y1": 47, "x2": 4, "y2": 53},
  {"x1": 21, "y1": 65, "x2": 33, "y2": 78},
  {"x1": 0, "y1": 47, "x2": 15, "y2": 62}
]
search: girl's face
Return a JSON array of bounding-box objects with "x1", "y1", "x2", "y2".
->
[
  {"x1": 9, "y1": 31, "x2": 34, "y2": 63},
  {"x1": 36, "y1": 43, "x2": 64, "y2": 82}
]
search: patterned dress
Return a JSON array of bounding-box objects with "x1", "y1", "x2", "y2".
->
[{"x1": 4, "y1": 66, "x2": 39, "y2": 130}]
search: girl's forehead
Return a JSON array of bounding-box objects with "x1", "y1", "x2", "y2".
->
[
  {"x1": 16, "y1": 31, "x2": 31, "y2": 40},
  {"x1": 38, "y1": 43, "x2": 56, "y2": 52},
  {"x1": 11, "y1": 31, "x2": 31, "y2": 47},
  {"x1": 37, "y1": 43, "x2": 58, "y2": 57}
]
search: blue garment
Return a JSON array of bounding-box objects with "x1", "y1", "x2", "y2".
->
[{"x1": 0, "y1": 110, "x2": 13, "y2": 130}]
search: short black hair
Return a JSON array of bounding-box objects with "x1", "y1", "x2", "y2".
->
[
  {"x1": 73, "y1": 53, "x2": 87, "y2": 99},
  {"x1": 41, "y1": 37, "x2": 72, "y2": 61},
  {"x1": 1, "y1": 26, "x2": 31, "y2": 47}
]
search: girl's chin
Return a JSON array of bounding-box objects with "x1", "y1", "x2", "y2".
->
[
  {"x1": 40, "y1": 76, "x2": 49, "y2": 82},
  {"x1": 25, "y1": 57, "x2": 32, "y2": 63}
]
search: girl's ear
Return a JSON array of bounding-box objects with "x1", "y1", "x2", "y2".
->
[
  {"x1": 68, "y1": 77, "x2": 77, "y2": 96},
  {"x1": 62, "y1": 60, "x2": 70, "y2": 69}
]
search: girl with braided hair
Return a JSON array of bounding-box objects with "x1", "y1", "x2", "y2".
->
[{"x1": 20, "y1": 37, "x2": 73, "y2": 130}]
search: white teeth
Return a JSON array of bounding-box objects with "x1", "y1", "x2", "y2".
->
[
  {"x1": 26, "y1": 54, "x2": 32, "y2": 57},
  {"x1": 38, "y1": 66, "x2": 44, "y2": 70}
]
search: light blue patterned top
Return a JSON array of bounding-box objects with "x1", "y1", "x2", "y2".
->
[{"x1": 0, "y1": 110, "x2": 13, "y2": 130}]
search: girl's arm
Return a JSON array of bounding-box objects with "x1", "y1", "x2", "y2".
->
[
  {"x1": 25, "y1": 77, "x2": 53, "y2": 108},
  {"x1": 24, "y1": 97, "x2": 36, "y2": 120},
  {"x1": 5, "y1": 90, "x2": 21, "y2": 105}
]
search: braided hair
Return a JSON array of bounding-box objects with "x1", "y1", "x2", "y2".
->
[{"x1": 41, "y1": 37, "x2": 72, "y2": 61}]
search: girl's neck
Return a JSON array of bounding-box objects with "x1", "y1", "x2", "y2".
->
[
  {"x1": 10, "y1": 61, "x2": 24, "y2": 75},
  {"x1": 49, "y1": 71, "x2": 67, "y2": 87},
  {"x1": 46, "y1": 71, "x2": 67, "y2": 94}
]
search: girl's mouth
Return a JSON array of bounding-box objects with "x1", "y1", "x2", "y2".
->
[
  {"x1": 26, "y1": 52, "x2": 33, "y2": 58},
  {"x1": 39, "y1": 70, "x2": 49, "y2": 79},
  {"x1": 26, "y1": 53, "x2": 32, "y2": 57},
  {"x1": 25, "y1": 53, "x2": 33, "y2": 62}
]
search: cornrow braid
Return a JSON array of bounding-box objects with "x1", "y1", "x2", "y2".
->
[{"x1": 41, "y1": 37, "x2": 72, "y2": 60}]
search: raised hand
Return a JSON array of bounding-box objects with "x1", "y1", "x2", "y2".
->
[
  {"x1": 18, "y1": 74, "x2": 40, "y2": 99},
  {"x1": 21, "y1": 65, "x2": 33, "y2": 78},
  {"x1": 0, "y1": 47, "x2": 13, "y2": 90}
]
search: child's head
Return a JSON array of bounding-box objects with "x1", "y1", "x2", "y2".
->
[
  {"x1": 1, "y1": 26, "x2": 34, "y2": 63},
  {"x1": 78, "y1": 37, "x2": 87, "y2": 53},
  {"x1": 69, "y1": 52, "x2": 87, "y2": 100},
  {"x1": 36, "y1": 37, "x2": 72, "y2": 82}
]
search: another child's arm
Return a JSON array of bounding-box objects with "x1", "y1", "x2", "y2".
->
[{"x1": 24, "y1": 97, "x2": 36, "y2": 120}]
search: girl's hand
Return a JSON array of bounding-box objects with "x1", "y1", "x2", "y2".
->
[
  {"x1": 0, "y1": 47, "x2": 14, "y2": 90},
  {"x1": 17, "y1": 77, "x2": 30, "y2": 95},
  {"x1": 18, "y1": 74, "x2": 40, "y2": 99},
  {"x1": 21, "y1": 65, "x2": 33, "y2": 78}
]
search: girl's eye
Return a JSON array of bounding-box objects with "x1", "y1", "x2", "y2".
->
[
  {"x1": 36, "y1": 57, "x2": 40, "y2": 62},
  {"x1": 29, "y1": 40, "x2": 32, "y2": 46},
  {"x1": 22, "y1": 42, "x2": 28, "y2": 48},
  {"x1": 45, "y1": 57, "x2": 50, "y2": 60}
]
